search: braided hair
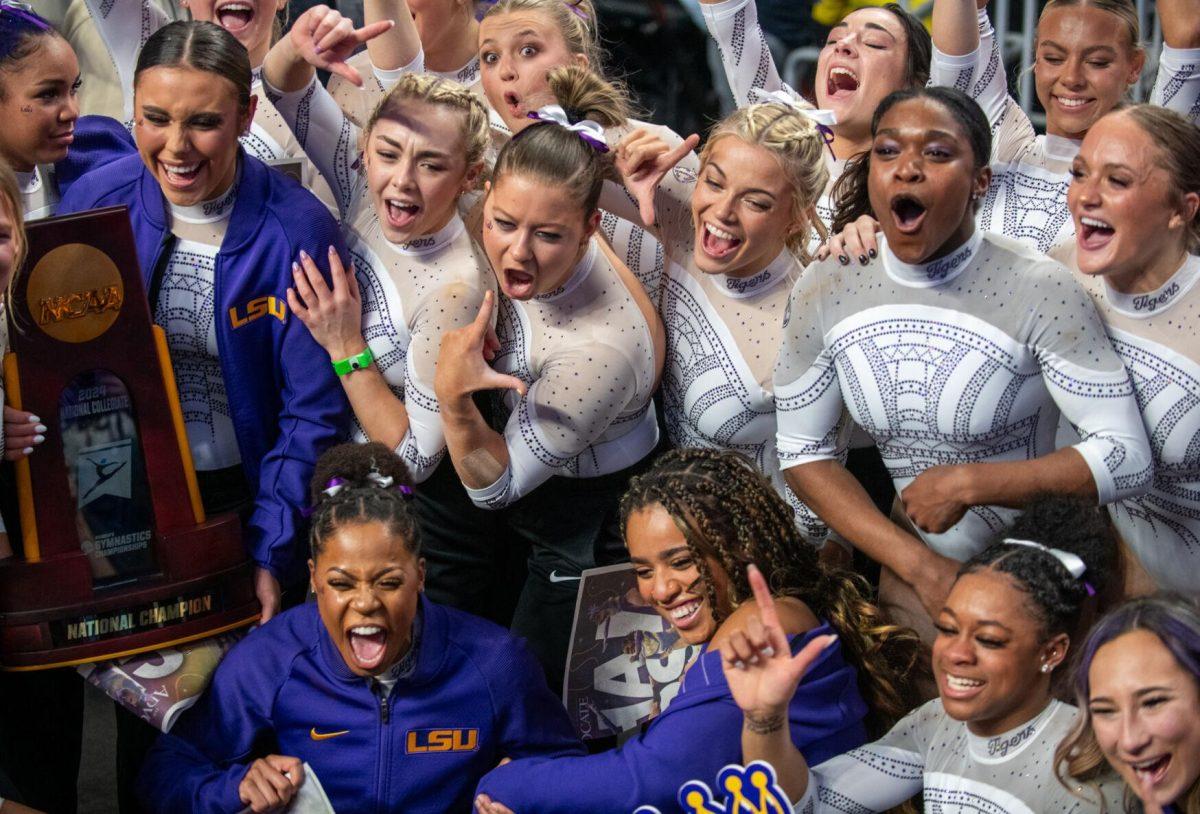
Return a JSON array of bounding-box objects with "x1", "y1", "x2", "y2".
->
[
  {"x1": 308, "y1": 442, "x2": 420, "y2": 560},
  {"x1": 959, "y1": 494, "x2": 1117, "y2": 643},
  {"x1": 619, "y1": 447, "x2": 923, "y2": 734}
]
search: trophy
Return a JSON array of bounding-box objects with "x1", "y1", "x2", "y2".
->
[{"x1": 0, "y1": 206, "x2": 259, "y2": 670}]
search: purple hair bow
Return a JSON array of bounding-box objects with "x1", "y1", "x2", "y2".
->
[{"x1": 526, "y1": 105, "x2": 610, "y2": 153}]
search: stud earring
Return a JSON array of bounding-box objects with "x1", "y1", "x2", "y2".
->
[{"x1": 1040, "y1": 663, "x2": 1051, "y2": 673}]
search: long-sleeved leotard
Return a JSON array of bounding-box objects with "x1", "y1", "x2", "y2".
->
[
  {"x1": 930, "y1": 9, "x2": 1200, "y2": 255},
  {"x1": 468, "y1": 240, "x2": 660, "y2": 509},
  {"x1": 699, "y1": 0, "x2": 844, "y2": 232},
  {"x1": 636, "y1": 145, "x2": 831, "y2": 542},
  {"x1": 774, "y1": 231, "x2": 1152, "y2": 561},
  {"x1": 1061, "y1": 251, "x2": 1200, "y2": 595},
  {"x1": 789, "y1": 699, "x2": 1124, "y2": 814},
  {"x1": 265, "y1": 73, "x2": 493, "y2": 483}
]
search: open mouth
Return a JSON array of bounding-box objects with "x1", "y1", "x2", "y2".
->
[
  {"x1": 160, "y1": 160, "x2": 205, "y2": 189},
  {"x1": 943, "y1": 673, "x2": 986, "y2": 699},
  {"x1": 890, "y1": 193, "x2": 927, "y2": 235},
  {"x1": 503, "y1": 91, "x2": 523, "y2": 120},
  {"x1": 347, "y1": 624, "x2": 388, "y2": 671},
  {"x1": 1078, "y1": 215, "x2": 1114, "y2": 250},
  {"x1": 699, "y1": 222, "x2": 742, "y2": 259},
  {"x1": 215, "y1": 1, "x2": 255, "y2": 34},
  {"x1": 1053, "y1": 95, "x2": 1095, "y2": 113},
  {"x1": 385, "y1": 199, "x2": 421, "y2": 231},
  {"x1": 826, "y1": 66, "x2": 860, "y2": 100},
  {"x1": 663, "y1": 599, "x2": 703, "y2": 631},
  {"x1": 502, "y1": 267, "x2": 536, "y2": 299},
  {"x1": 1130, "y1": 754, "x2": 1171, "y2": 789}
]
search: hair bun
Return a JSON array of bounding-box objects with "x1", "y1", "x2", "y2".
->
[{"x1": 308, "y1": 441, "x2": 415, "y2": 506}]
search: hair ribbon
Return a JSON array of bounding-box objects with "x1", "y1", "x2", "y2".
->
[
  {"x1": 749, "y1": 89, "x2": 838, "y2": 159},
  {"x1": 1003, "y1": 538, "x2": 1095, "y2": 596},
  {"x1": 0, "y1": 0, "x2": 49, "y2": 28},
  {"x1": 526, "y1": 104, "x2": 610, "y2": 153}
]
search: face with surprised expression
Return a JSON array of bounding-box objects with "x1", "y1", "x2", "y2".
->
[
  {"x1": 868, "y1": 97, "x2": 990, "y2": 265},
  {"x1": 310, "y1": 520, "x2": 425, "y2": 677}
]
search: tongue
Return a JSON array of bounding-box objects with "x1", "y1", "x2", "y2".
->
[
  {"x1": 350, "y1": 631, "x2": 387, "y2": 668},
  {"x1": 704, "y1": 229, "x2": 740, "y2": 257},
  {"x1": 217, "y1": 9, "x2": 253, "y2": 30}
]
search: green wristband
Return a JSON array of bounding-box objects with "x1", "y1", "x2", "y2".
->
[{"x1": 332, "y1": 346, "x2": 374, "y2": 376}]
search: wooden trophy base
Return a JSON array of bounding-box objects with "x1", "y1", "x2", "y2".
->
[{"x1": 0, "y1": 513, "x2": 259, "y2": 670}]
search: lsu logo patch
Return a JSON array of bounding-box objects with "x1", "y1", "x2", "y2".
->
[
  {"x1": 633, "y1": 761, "x2": 790, "y2": 814},
  {"x1": 405, "y1": 728, "x2": 479, "y2": 754},
  {"x1": 229, "y1": 295, "x2": 286, "y2": 329}
]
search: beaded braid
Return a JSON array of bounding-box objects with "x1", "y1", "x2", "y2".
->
[
  {"x1": 308, "y1": 442, "x2": 420, "y2": 559},
  {"x1": 620, "y1": 447, "x2": 924, "y2": 734}
]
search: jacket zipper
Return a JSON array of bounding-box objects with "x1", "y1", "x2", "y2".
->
[{"x1": 373, "y1": 679, "x2": 391, "y2": 813}]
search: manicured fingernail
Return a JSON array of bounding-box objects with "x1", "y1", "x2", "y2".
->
[
  {"x1": 761, "y1": 646, "x2": 775, "y2": 658},
  {"x1": 300, "y1": 249, "x2": 309, "y2": 260},
  {"x1": 868, "y1": 248, "x2": 877, "y2": 258},
  {"x1": 734, "y1": 659, "x2": 745, "y2": 670},
  {"x1": 292, "y1": 262, "x2": 301, "y2": 274},
  {"x1": 27, "y1": 415, "x2": 40, "y2": 423},
  {"x1": 34, "y1": 424, "x2": 47, "y2": 433},
  {"x1": 858, "y1": 254, "x2": 867, "y2": 265},
  {"x1": 33, "y1": 435, "x2": 44, "y2": 444},
  {"x1": 748, "y1": 654, "x2": 759, "y2": 665},
  {"x1": 314, "y1": 46, "x2": 323, "y2": 54},
  {"x1": 21, "y1": 447, "x2": 32, "y2": 455},
  {"x1": 838, "y1": 255, "x2": 849, "y2": 265},
  {"x1": 328, "y1": 245, "x2": 337, "y2": 255}
]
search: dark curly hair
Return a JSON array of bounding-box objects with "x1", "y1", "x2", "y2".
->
[
  {"x1": 308, "y1": 442, "x2": 419, "y2": 559},
  {"x1": 619, "y1": 447, "x2": 924, "y2": 734},
  {"x1": 960, "y1": 495, "x2": 1118, "y2": 642}
]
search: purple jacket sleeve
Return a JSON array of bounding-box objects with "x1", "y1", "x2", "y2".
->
[{"x1": 476, "y1": 627, "x2": 868, "y2": 813}]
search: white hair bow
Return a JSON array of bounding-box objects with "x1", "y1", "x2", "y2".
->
[
  {"x1": 749, "y1": 89, "x2": 839, "y2": 127},
  {"x1": 1003, "y1": 538, "x2": 1087, "y2": 580},
  {"x1": 526, "y1": 105, "x2": 610, "y2": 152}
]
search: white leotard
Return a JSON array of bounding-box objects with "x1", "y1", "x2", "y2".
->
[
  {"x1": 18, "y1": 167, "x2": 59, "y2": 221},
  {"x1": 774, "y1": 231, "x2": 1152, "y2": 561},
  {"x1": 468, "y1": 240, "x2": 660, "y2": 509},
  {"x1": 637, "y1": 147, "x2": 830, "y2": 541},
  {"x1": 790, "y1": 699, "x2": 1124, "y2": 813},
  {"x1": 1064, "y1": 252, "x2": 1200, "y2": 595},
  {"x1": 264, "y1": 73, "x2": 493, "y2": 483},
  {"x1": 153, "y1": 182, "x2": 241, "y2": 471},
  {"x1": 699, "y1": 0, "x2": 843, "y2": 232},
  {"x1": 930, "y1": 10, "x2": 1200, "y2": 255},
  {"x1": 328, "y1": 49, "x2": 484, "y2": 128}
]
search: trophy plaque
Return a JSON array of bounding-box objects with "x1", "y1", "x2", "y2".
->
[{"x1": 0, "y1": 206, "x2": 259, "y2": 670}]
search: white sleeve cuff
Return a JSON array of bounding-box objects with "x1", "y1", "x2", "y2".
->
[{"x1": 701, "y1": 0, "x2": 752, "y2": 23}]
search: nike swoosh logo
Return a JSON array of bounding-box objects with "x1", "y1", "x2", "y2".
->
[
  {"x1": 310, "y1": 728, "x2": 350, "y2": 741},
  {"x1": 548, "y1": 571, "x2": 582, "y2": 583}
]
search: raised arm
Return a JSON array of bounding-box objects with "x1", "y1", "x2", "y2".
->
[
  {"x1": 699, "y1": 0, "x2": 787, "y2": 108},
  {"x1": 363, "y1": 0, "x2": 422, "y2": 73},
  {"x1": 1152, "y1": 0, "x2": 1200, "y2": 123}
]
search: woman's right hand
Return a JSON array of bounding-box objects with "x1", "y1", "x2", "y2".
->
[
  {"x1": 287, "y1": 245, "x2": 367, "y2": 361},
  {"x1": 720, "y1": 565, "x2": 837, "y2": 724},
  {"x1": 816, "y1": 215, "x2": 880, "y2": 265},
  {"x1": 434, "y1": 292, "x2": 527, "y2": 405},
  {"x1": 238, "y1": 755, "x2": 304, "y2": 813},
  {"x1": 614, "y1": 129, "x2": 700, "y2": 228},
  {"x1": 287, "y1": 4, "x2": 395, "y2": 86},
  {"x1": 3, "y1": 406, "x2": 45, "y2": 461}
]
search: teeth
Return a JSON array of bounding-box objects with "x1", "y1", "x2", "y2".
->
[
  {"x1": 705, "y1": 223, "x2": 736, "y2": 241},
  {"x1": 1132, "y1": 757, "x2": 1166, "y2": 770},
  {"x1": 219, "y1": 2, "x2": 253, "y2": 10},
  {"x1": 351, "y1": 626, "x2": 382, "y2": 635},
  {"x1": 1081, "y1": 216, "x2": 1111, "y2": 229},
  {"x1": 670, "y1": 601, "x2": 700, "y2": 620},
  {"x1": 164, "y1": 163, "x2": 199, "y2": 175},
  {"x1": 1056, "y1": 96, "x2": 1089, "y2": 108},
  {"x1": 831, "y1": 67, "x2": 858, "y2": 81},
  {"x1": 946, "y1": 675, "x2": 984, "y2": 689}
]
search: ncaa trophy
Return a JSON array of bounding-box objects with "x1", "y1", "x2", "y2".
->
[{"x1": 0, "y1": 206, "x2": 258, "y2": 670}]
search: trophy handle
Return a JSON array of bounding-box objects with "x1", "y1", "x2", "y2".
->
[
  {"x1": 3, "y1": 352, "x2": 40, "y2": 562},
  {"x1": 150, "y1": 326, "x2": 205, "y2": 526}
]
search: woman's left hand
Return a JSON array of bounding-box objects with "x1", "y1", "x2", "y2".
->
[
  {"x1": 287, "y1": 4, "x2": 395, "y2": 86},
  {"x1": 287, "y1": 245, "x2": 367, "y2": 361},
  {"x1": 901, "y1": 464, "x2": 973, "y2": 533},
  {"x1": 475, "y1": 795, "x2": 516, "y2": 814},
  {"x1": 613, "y1": 130, "x2": 700, "y2": 227}
]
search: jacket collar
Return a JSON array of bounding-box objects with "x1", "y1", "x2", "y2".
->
[
  {"x1": 316, "y1": 593, "x2": 450, "y2": 688},
  {"x1": 137, "y1": 149, "x2": 269, "y2": 254}
]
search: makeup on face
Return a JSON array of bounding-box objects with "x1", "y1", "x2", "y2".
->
[
  {"x1": 478, "y1": 11, "x2": 585, "y2": 133},
  {"x1": 310, "y1": 520, "x2": 425, "y2": 677}
]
